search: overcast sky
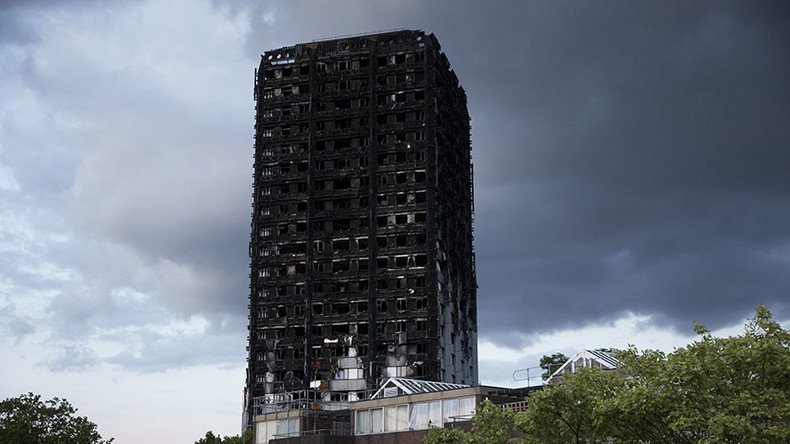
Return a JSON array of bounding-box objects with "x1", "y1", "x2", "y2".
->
[{"x1": 1, "y1": 1, "x2": 788, "y2": 442}]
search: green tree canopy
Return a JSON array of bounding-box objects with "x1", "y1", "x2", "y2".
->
[
  {"x1": 195, "y1": 428, "x2": 252, "y2": 444},
  {"x1": 425, "y1": 306, "x2": 790, "y2": 444},
  {"x1": 539, "y1": 352, "x2": 569, "y2": 379},
  {"x1": 0, "y1": 392, "x2": 113, "y2": 444}
]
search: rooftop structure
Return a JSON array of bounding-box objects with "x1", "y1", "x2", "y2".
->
[{"x1": 546, "y1": 349, "x2": 623, "y2": 384}]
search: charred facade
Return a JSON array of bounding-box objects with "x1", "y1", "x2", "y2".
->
[{"x1": 246, "y1": 30, "x2": 477, "y2": 418}]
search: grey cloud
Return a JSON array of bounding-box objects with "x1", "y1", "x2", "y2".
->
[
  {"x1": 237, "y1": 0, "x2": 790, "y2": 341},
  {"x1": 42, "y1": 344, "x2": 98, "y2": 372},
  {"x1": 104, "y1": 328, "x2": 244, "y2": 373},
  {"x1": 0, "y1": 303, "x2": 36, "y2": 342},
  {"x1": 2, "y1": 0, "x2": 788, "y2": 374}
]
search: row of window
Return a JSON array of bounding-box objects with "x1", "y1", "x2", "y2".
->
[
  {"x1": 259, "y1": 254, "x2": 426, "y2": 276},
  {"x1": 261, "y1": 84, "x2": 309, "y2": 99},
  {"x1": 255, "y1": 317, "x2": 429, "y2": 342},
  {"x1": 262, "y1": 66, "x2": 310, "y2": 80},
  {"x1": 258, "y1": 212, "x2": 427, "y2": 238},
  {"x1": 316, "y1": 57, "x2": 370, "y2": 73},
  {"x1": 318, "y1": 78, "x2": 368, "y2": 92},
  {"x1": 377, "y1": 71, "x2": 425, "y2": 86},
  {"x1": 354, "y1": 396, "x2": 474, "y2": 435},
  {"x1": 258, "y1": 151, "x2": 426, "y2": 182},
  {"x1": 376, "y1": 52, "x2": 425, "y2": 67},
  {"x1": 256, "y1": 275, "x2": 428, "y2": 300},
  {"x1": 260, "y1": 102, "x2": 309, "y2": 119}
]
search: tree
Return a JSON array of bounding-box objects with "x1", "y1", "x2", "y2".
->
[
  {"x1": 424, "y1": 306, "x2": 790, "y2": 444},
  {"x1": 539, "y1": 352, "x2": 569, "y2": 379},
  {"x1": 517, "y1": 367, "x2": 623, "y2": 444},
  {"x1": 610, "y1": 305, "x2": 790, "y2": 443},
  {"x1": 0, "y1": 392, "x2": 113, "y2": 444},
  {"x1": 195, "y1": 428, "x2": 252, "y2": 444},
  {"x1": 423, "y1": 400, "x2": 514, "y2": 444}
]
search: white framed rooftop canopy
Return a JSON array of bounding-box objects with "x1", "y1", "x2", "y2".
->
[
  {"x1": 371, "y1": 377, "x2": 469, "y2": 399},
  {"x1": 546, "y1": 349, "x2": 623, "y2": 382}
]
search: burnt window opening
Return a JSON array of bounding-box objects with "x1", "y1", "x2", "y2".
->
[
  {"x1": 313, "y1": 303, "x2": 324, "y2": 315},
  {"x1": 358, "y1": 280, "x2": 369, "y2": 291},
  {"x1": 334, "y1": 198, "x2": 350, "y2": 209},
  {"x1": 333, "y1": 239, "x2": 350, "y2": 252},
  {"x1": 332, "y1": 281, "x2": 348, "y2": 293},
  {"x1": 332, "y1": 324, "x2": 350, "y2": 335},
  {"x1": 357, "y1": 259, "x2": 369, "y2": 271},
  {"x1": 357, "y1": 238, "x2": 369, "y2": 251},
  {"x1": 332, "y1": 303, "x2": 350, "y2": 315},
  {"x1": 397, "y1": 298, "x2": 407, "y2": 312},
  {"x1": 332, "y1": 260, "x2": 350, "y2": 273},
  {"x1": 377, "y1": 257, "x2": 388, "y2": 269}
]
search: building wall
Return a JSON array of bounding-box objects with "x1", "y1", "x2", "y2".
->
[{"x1": 247, "y1": 30, "x2": 477, "y2": 419}]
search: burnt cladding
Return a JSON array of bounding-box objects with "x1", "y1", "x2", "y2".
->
[{"x1": 246, "y1": 29, "x2": 477, "y2": 409}]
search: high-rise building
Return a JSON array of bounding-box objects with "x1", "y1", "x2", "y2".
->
[{"x1": 246, "y1": 30, "x2": 477, "y2": 419}]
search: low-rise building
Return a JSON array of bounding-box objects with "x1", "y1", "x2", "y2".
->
[{"x1": 255, "y1": 378, "x2": 535, "y2": 444}]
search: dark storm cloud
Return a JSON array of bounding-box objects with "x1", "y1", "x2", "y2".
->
[
  {"x1": 232, "y1": 0, "x2": 790, "y2": 344},
  {"x1": 433, "y1": 1, "x2": 790, "y2": 342},
  {"x1": 3, "y1": 0, "x2": 788, "y2": 375}
]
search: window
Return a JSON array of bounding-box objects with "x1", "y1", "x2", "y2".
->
[
  {"x1": 371, "y1": 408, "x2": 383, "y2": 433},
  {"x1": 356, "y1": 408, "x2": 383, "y2": 435},
  {"x1": 355, "y1": 410, "x2": 370, "y2": 435},
  {"x1": 459, "y1": 397, "x2": 475, "y2": 419},
  {"x1": 385, "y1": 404, "x2": 409, "y2": 432},
  {"x1": 428, "y1": 401, "x2": 441, "y2": 427},
  {"x1": 442, "y1": 399, "x2": 459, "y2": 423},
  {"x1": 409, "y1": 402, "x2": 430, "y2": 430},
  {"x1": 276, "y1": 418, "x2": 299, "y2": 438}
]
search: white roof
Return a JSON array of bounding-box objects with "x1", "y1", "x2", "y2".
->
[
  {"x1": 546, "y1": 350, "x2": 622, "y2": 382},
  {"x1": 371, "y1": 378, "x2": 469, "y2": 399}
]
